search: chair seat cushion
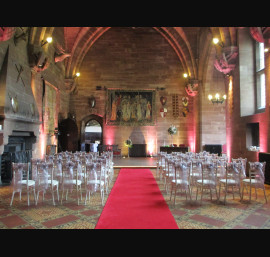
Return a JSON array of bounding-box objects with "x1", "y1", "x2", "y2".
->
[
  {"x1": 48, "y1": 180, "x2": 59, "y2": 186},
  {"x1": 87, "y1": 180, "x2": 104, "y2": 186},
  {"x1": 21, "y1": 180, "x2": 35, "y2": 187},
  {"x1": 172, "y1": 179, "x2": 189, "y2": 185},
  {"x1": 219, "y1": 179, "x2": 238, "y2": 185},
  {"x1": 72, "y1": 179, "x2": 82, "y2": 186},
  {"x1": 242, "y1": 178, "x2": 258, "y2": 184},
  {"x1": 196, "y1": 179, "x2": 216, "y2": 185}
]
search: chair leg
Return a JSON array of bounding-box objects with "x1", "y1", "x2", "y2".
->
[
  {"x1": 249, "y1": 184, "x2": 252, "y2": 202},
  {"x1": 188, "y1": 186, "x2": 192, "y2": 201},
  {"x1": 57, "y1": 186, "x2": 60, "y2": 202},
  {"x1": 35, "y1": 191, "x2": 39, "y2": 205},
  {"x1": 170, "y1": 184, "x2": 173, "y2": 201},
  {"x1": 174, "y1": 186, "x2": 177, "y2": 205},
  {"x1": 52, "y1": 189, "x2": 55, "y2": 206},
  {"x1": 215, "y1": 187, "x2": 219, "y2": 201},
  {"x1": 224, "y1": 184, "x2": 228, "y2": 204},
  {"x1": 10, "y1": 192, "x2": 15, "y2": 206},
  {"x1": 263, "y1": 187, "x2": 268, "y2": 203},
  {"x1": 241, "y1": 184, "x2": 245, "y2": 201},
  {"x1": 255, "y1": 186, "x2": 257, "y2": 199},
  {"x1": 218, "y1": 183, "x2": 221, "y2": 201},
  {"x1": 27, "y1": 191, "x2": 30, "y2": 206}
]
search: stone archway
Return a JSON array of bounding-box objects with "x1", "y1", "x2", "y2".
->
[{"x1": 80, "y1": 114, "x2": 103, "y2": 151}]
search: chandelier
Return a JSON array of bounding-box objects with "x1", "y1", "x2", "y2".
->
[{"x1": 208, "y1": 93, "x2": 226, "y2": 104}]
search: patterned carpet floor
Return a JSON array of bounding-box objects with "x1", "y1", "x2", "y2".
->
[{"x1": 0, "y1": 168, "x2": 270, "y2": 229}]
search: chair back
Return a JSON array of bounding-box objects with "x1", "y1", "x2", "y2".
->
[
  {"x1": 36, "y1": 162, "x2": 49, "y2": 192},
  {"x1": 201, "y1": 162, "x2": 217, "y2": 187},
  {"x1": 85, "y1": 163, "x2": 99, "y2": 192},
  {"x1": 174, "y1": 162, "x2": 189, "y2": 190},
  {"x1": 248, "y1": 162, "x2": 266, "y2": 187},
  {"x1": 62, "y1": 161, "x2": 75, "y2": 190},
  {"x1": 225, "y1": 162, "x2": 243, "y2": 183},
  {"x1": 11, "y1": 163, "x2": 29, "y2": 191}
]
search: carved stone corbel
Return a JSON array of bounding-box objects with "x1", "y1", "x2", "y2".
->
[
  {"x1": 214, "y1": 46, "x2": 238, "y2": 75},
  {"x1": 54, "y1": 42, "x2": 71, "y2": 63},
  {"x1": 185, "y1": 79, "x2": 199, "y2": 97},
  {"x1": 64, "y1": 78, "x2": 77, "y2": 94}
]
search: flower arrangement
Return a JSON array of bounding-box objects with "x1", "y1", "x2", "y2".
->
[
  {"x1": 125, "y1": 139, "x2": 133, "y2": 148},
  {"x1": 168, "y1": 125, "x2": 177, "y2": 135}
]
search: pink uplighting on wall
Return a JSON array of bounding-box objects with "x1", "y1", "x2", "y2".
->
[
  {"x1": 147, "y1": 139, "x2": 155, "y2": 156},
  {"x1": 40, "y1": 126, "x2": 46, "y2": 159},
  {"x1": 104, "y1": 126, "x2": 116, "y2": 146},
  {"x1": 226, "y1": 76, "x2": 233, "y2": 162}
]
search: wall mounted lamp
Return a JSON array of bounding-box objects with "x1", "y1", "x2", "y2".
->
[
  {"x1": 208, "y1": 93, "x2": 226, "y2": 104},
  {"x1": 41, "y1": 37, "x2": 53, "y2": 47},
  {"x1": 73, "y1": 72, "x2": 80, "y2": 79},
  {"x1": 183, "y1": 73, "x2": 188, "y2": 78},
  {"x1": 213, "y1": 38, "x2": 224, "y2": 48}
]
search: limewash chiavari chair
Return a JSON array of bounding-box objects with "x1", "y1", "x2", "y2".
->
[
  {"x1": 85, "y1": 162, "x2": 105, "y2": 206},
  {"x1": 61, "y1": 161, "x2": 83, "y2": 205},
  {"x1": 189, "y1": 159, "x2": 203, "y2": 196},
  {"x1": 218, "y1": 162, "x2": 243, "y2": 204},
  {"x1": 35, "y1": 162, "x2": 49, "y2": 205},
  {"x1": 241, "y1": 162, "x2": 267, "y2": 203},
  {"x1": 232, "y1": 158, "x2": 247, "y2": 178},
  {"x1": 10, "y1": 163, "x2": 36, "y2": 206},
  {"x1": 157, "y1": 152, "x2": 166, "y2": 181},
  {"x1": 163, "y1": 156, "x2": 176, "y2": 194},
  {"x1": 195, "y1": 162, "x2": 219, "y2": 204},
  {"x1": 170, "y1": 161, "x2": 192, "y2": 205}
]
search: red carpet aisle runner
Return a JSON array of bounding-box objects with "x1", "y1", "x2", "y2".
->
[{"x1": 95, "y1": 169, "x2": 178, "y2": 229}]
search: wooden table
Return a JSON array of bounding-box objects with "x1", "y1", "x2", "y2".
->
[{"x1": 160, "y1": 146, "x2": 189, "y2": 154}]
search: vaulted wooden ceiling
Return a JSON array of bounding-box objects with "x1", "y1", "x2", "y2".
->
[{"x1": 27, "y1": 27, "x2": 243, "y2": 81}]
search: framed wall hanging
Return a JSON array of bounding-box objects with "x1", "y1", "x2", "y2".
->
[{"x1": 106, "y1": 89, "x2": 156, "y2": 126}]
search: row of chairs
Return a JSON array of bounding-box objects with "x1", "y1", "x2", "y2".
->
[
  {"x1": 156, "y1": 152, "x2": 268, "y2": 205},
  {"x1": 10, "y1": 151, "x2": 114, "y2": 207}
]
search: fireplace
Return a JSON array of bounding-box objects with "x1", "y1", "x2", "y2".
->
[{"x1": 0, "y1": 131, "x2": 36, "y2": 184}]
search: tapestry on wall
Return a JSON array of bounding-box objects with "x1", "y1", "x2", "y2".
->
[
  {"x1": 44, "y1": 83, "x2": 57, "y2": 135},
  {"x1": 106, "y1": 89, "x2": 156, "y2": 126}
]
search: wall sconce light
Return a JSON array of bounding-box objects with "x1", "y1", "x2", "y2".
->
[
  {"x1": 41, "y1": 37, "x2": 53, "y2": 47},
  {"x1": 73, "y1": 72, "x2": 80, "y2": 79},
  {"x1": 213, "y1": 38, "x2": 224, "y2": 48},
  {"x1": 264, "y1": 48, "x2": 269, "y2": 53},
  {"x1": 183, "y1": 73, "x2": 188, "y2": 78},
  {"x1": 208, "y1": 93, "x2": 226, "y2": 104}
]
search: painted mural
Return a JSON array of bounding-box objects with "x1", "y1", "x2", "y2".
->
[{"x1": 106, "y1": 89, "x2": 156, "y2": 126}]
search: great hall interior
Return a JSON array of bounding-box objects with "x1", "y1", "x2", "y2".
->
[{"x1": 0, "y1": 26, "x2": 270, "y2": 229}]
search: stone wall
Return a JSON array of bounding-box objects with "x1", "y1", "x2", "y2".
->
[
  {"x1": 70, "y1": 27, "x2": 197, "y2": 156},
  {"x1": 0, "y1": 27, "x2": 70, "y2": 158}
]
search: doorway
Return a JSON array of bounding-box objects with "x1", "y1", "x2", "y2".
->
[{"x1": 81, "y1": 115, "x2": 103, "y2": 152}]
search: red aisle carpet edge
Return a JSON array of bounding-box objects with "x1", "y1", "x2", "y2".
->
[{"x1": 95, "y1": 169, "x2": 179, "y2": 229}]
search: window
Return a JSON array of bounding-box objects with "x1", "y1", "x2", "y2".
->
[
  {"x1": 246, "y1": 123, "x2": 260, "y2": 151},
  {"x1": 255, "y1": 42, "x2": 266, "y2": 110}
]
